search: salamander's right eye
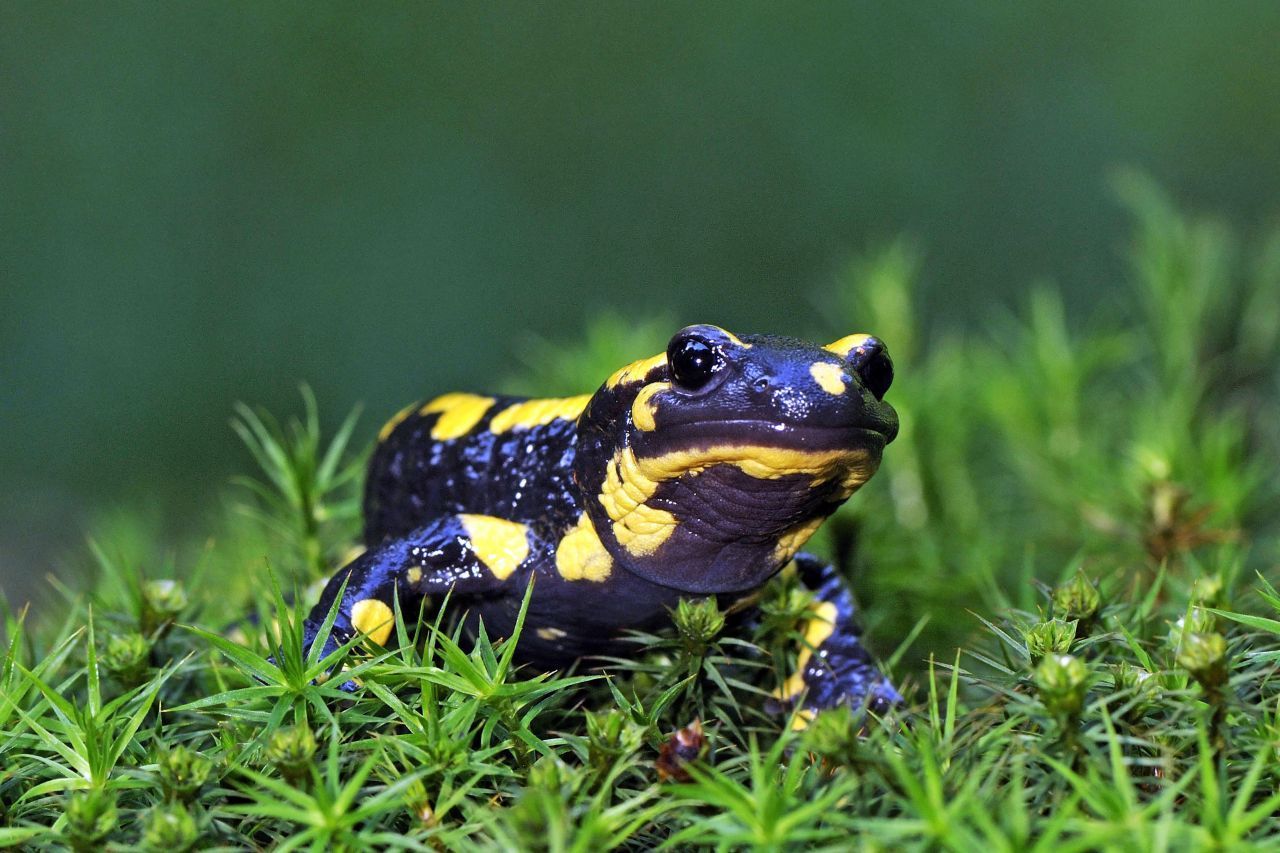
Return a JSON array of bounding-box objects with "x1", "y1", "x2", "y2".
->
[
  {"x1": 849, "y1": 336, "x2": 893, "y2": 400},
  {"x1": 668, "y1": 333, "x2": 723, "y2": 391}
]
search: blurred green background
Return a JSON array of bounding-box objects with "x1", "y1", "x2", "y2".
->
[{"x1": 4, "y1": 3, "x2": 1280, "y2": 606}]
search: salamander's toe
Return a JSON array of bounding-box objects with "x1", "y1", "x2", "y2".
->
[{"x1": 865, "y1": 681, "x2": 904, "y2": 716}]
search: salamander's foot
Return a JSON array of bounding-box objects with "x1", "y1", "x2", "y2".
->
[{"x1": 800, "y1": 641, "x2": 902, "y2": 715}]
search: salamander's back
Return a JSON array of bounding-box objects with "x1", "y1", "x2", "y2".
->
[{"x1": 363, "y1": 393, "x2": 587, "y2": 545}]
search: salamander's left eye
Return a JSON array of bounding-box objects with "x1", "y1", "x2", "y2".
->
[{"x1": 668, "y1": 334, "x2": 723, "y2": 390}]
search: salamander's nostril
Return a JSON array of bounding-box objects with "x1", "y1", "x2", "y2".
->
[{"x1": 752, "y1": 377, "x2": 771, "y2": 392}]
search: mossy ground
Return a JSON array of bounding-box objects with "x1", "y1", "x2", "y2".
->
[{"x1": 3, "y1": 175, "x2": 1280, "y2": 850}]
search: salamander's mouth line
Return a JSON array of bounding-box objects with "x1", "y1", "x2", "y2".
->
[{"x1": 642, "y1": 420, "x2": 891, "y2": 455}]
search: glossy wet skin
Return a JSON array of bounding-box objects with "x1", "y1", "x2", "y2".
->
[
  {"x1": 574, "y1": 325, "x2": 899, "y2": 594},
  {"x1": 308, "y1": 323, "x2": 903, "y2": 711},
  {"x1": 631, "y1": 326, "x2": 898, "y2": 444}
]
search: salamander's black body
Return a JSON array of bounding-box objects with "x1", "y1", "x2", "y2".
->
[{"x1": 306, "y1": 325, "x2": 903, "y2": 718}]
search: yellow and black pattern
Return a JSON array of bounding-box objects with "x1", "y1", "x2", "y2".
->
[
  {"x1": 303, "y1": 324, "x2": 902, "y2": 715},
  {"x1": 307, "y1": 512, "x2": 534, "y2": 653},
  {"x1": 770, "y1": 554, "x2": 903, "y2": 727}
]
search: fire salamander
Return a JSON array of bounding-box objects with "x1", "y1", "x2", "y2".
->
[{"x1": 304, "y1": 325, "x2": 902, "y2": 721}]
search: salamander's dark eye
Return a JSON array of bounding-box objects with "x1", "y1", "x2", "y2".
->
[
  {"x1": 850, "y1": 337, "x2": 893, "y2": 400},
  {"x1": 668, "y1": 336, "x2": 722, "y2": 390}
]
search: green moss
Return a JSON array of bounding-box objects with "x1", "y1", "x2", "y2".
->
[{"x1": 2, "y1": 180, "x2": 1279, "y2": 848}]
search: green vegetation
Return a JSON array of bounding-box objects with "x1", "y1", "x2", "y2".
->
[{"x1": 3, "y1": 179, "x2": 1279, "y2": 849}]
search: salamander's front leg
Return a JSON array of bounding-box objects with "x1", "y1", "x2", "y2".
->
[
  {"x1": 302, "y1": 513, "x2": 527, "y2": 667},
  {"x1": 773, "y1": 553, "x2": 901, "y2": 725}
]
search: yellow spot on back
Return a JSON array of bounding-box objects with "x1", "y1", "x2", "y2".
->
[
  {"x1": 420, "y1": 393, "x2": 496, "y2": 440},
  {"x1": 378, "y1": 403, "x2": 419, "y2": 441},
  {"x1": 809, "y1": 362, "x2": 847, "y2": 396},
  {"x1": 555, "y1": 514, "x2": 613, "y2": 582},
  {"x1": 630, "y1": 382, "x2": 668, "y2": 432},
  {"x1": 351, "y1": 598, "x2": 395, "y2": 647},
  {"x1": 775, "y1": 600, "x2": 839, "y2": 702},
  {"x1": 824, "y1": 333, "x2": 872, "y2": 360},
  {"x1": 606, "y1": 353, "x2": 667, "y2": 388},
  {"x1": 459, "y1": 514, "x2": 529, "y2": 580},
  {"x1": 488, "y1": 395, "x2": 591, "y2": 434}
]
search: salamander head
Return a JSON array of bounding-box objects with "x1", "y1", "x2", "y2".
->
[{"x1": 575, "y1": 324, "x2": 899, "y2": 593}]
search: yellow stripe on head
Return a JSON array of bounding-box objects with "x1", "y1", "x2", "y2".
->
[
  {"x1": 606, "y1": 353, "x2": 667, "y2": 388},
  {"x1": 420, "y1": 393, "x2": 496, "y2": 440},
  {"x1": 824, "y1": 334, "x2": 872, "y2": 360},
  {"x1": 459, "y1": 514, "x2": 529, "y2": 580},
  {"x1": 351, "y1": 598, "x2": 395, "y2": 647},
  {"x1": 630, "y1": 382, "x2": 668, "y2": 432},
  {"x1": 489, "y1": 395, "x2": 592, "y2": 434}
]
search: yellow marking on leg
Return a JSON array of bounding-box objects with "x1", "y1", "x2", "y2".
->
[
  {"x1": 555, "y1": 514, "x2": 613, "y2": 582},
  {"x1": 351, "y1": 598, "x2": 395, "y2": 647},
  {"x1": 630, "y1": 382, "x2": 668, "y2": 432},
  {"x1": 488, "y1": 395, "x2": 592, "y2": 434},
  {"x1": 536, "y1": 626, "x2": 567, "y2": 641},
  {"x1": 420, "y1": 393, "x2": 496, "y2": 440},
  {"x1": 378, "y1": 402, "x2": 420, "y2": 441},
  {"x1": 824, "y1": 333, "x2": 872, "y2": 360},
  {"x1": 774, "y1": 516, "x2": 826, "y2": 562},
  {"x1": 808, "y1": 362, "x2": 847, "y2": 396},
  {"x1": 775, "y1": 600, "x2": 839, "y2": 702},
  {"x1": 606, "y1": 352, "x2": 667, "y2": 388},
  {"x1": 406, "y1": 567, "x2": 422, "y2": 585},
  {"x1": 790, "y1": 708, "x2": 817, "y2": 731},
  {"x1": 459, "y1": 514, "x2": 529, "y2": 580}
]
